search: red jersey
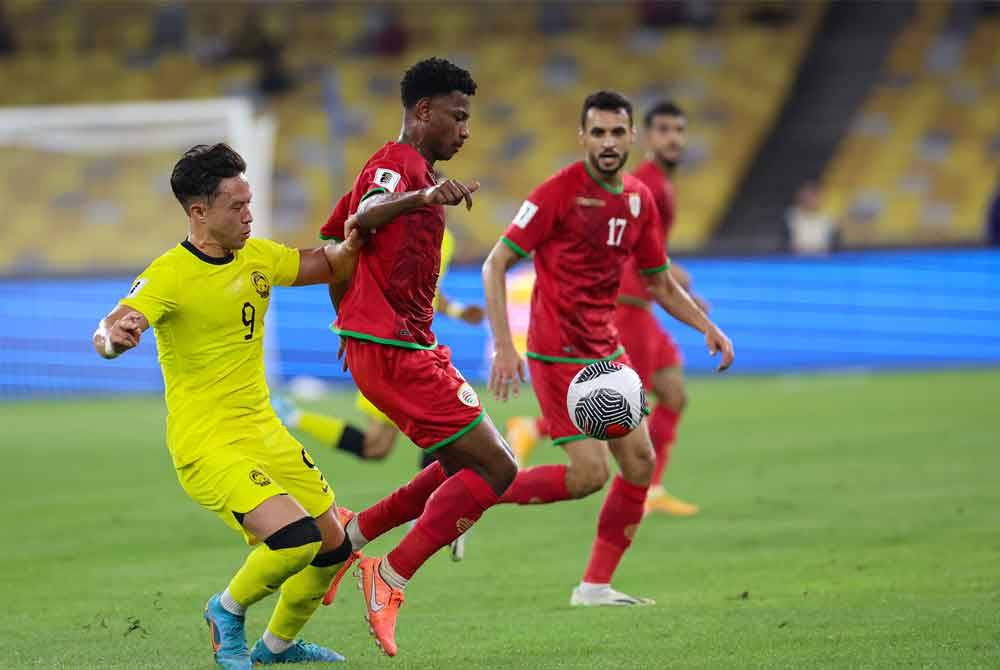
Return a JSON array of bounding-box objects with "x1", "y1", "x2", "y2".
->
[
  {"x1": 501, "y1": 161, "x2": 669, "y2": 363},
  {"x1": 619, "y1": 159, "x2": 675, "y2": 300},
  {"x1": 334, "y1": 142, "x2": 444, "y2": 348},
  {"x1": 319, "y1": 191, "x2": 351, "y2": 241}
]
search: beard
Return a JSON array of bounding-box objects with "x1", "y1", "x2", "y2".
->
[{"x1": 589, "y1": 149, "x2": 630, "y2": 177}]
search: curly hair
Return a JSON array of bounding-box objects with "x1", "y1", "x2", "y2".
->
[
  {"x1": 400, "y1": 57, "x2": 477, "y2": 108},
  {"x1": 644, "y1": 100, "x2": 685, "y2": 129},
  {"x1": 580, "y1": 90, "x2": 633, "y2": 128},
  {"x1": 170, "y1": 143, "x2": 247, "y2": 213}
]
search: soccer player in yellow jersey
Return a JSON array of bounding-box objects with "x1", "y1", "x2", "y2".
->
[{"x1": 92, "y1": 144, "x2": 362, "y2": 670}]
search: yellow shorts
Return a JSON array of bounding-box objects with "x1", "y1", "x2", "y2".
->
[
  {"x1": 355, "y1": 391, "x2": 395, "y2": 427},
  {"x1": 175, "y1": 422, "x2": 335, "y2": 544}
]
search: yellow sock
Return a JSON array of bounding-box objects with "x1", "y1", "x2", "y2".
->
[
  {"x1": 266, "y1": 562, "x2": 342, "y2": 640},
  {"x1": 297, "y1": 411, "x2": 347, "y2": 447},
  {"x1": 227, "y1": 540, "x2": 322, "y2": 609}
]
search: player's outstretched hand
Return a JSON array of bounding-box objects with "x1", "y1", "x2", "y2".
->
[
  {"x1": 460, "y1": 304, "x2": 485, "y2": 325},
  {"x1": 423, "y1": 178, "x2": 480, "y2": 210},
  {"x1": 705, "y1": 325, "x2": 734, "y2": 372},
  {"x1": 489, "y1": 344, "x2": 526, "y2": 401},
  {"x1": 111, "y1": 312, "x2": 144, "y2": 352}
]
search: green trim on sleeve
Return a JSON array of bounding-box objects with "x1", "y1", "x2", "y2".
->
[
  {"x1": 319, "y1": 234, "x2": 343, "y2": 242},
  {"x1": 500, "y1": 236, "x2": 529, "y2": 259},
  {"x1": 638, "y1": 260, "x2": 671, "y2": 276},
  {"x1": 331, "y1": 325, "x2": 438, "y2": 350},
  {"x1": 361, "y1": 187, "x2": 387, "y2": 202},
  {"x1": 552, "y1": 434, "x2": 591, "y2": 446},
  {"x1": 423, "y1": 410, "x2": 486, "y2": 454},
  {"x1": 525, "y1": 346, "x2": 625, "y2": 365}
]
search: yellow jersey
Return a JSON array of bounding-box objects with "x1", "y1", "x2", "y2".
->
[{"x1": 120, "y1": 238, "x2": 300, "y2": 467}]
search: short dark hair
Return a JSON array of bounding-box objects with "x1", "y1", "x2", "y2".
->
[
  {"x1": 644, "y1": 100, "x2": 685, "y2": 129},
  {"x1": 400, "y1": 57, "x2": 477, "y2": 108},
  {"x1": 580, "y1": 90, "x2": 633, "y2": 128},
  {"x1": 170, "y1": 143, "x2": 247, "y2": 213}
]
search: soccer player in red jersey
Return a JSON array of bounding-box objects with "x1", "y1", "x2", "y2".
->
[
  {"x1": 482, "y1": 91, "x2": 734, "y2": 606},
  {"x1": 324, "y1": 58, "x2": 516, "y2": 656},
  {"x1": 618, "y1": 100, "x2": 706, "y2": 516}
]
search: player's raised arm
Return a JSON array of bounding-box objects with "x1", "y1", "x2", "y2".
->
[
  {"x1": 92, "y1": 305, "x2": 149, "y2": 359},
  {"x1": 482, "y1": 239, "x2": 526, "y2": 400},
  {"x1": 292, "y1": 224, "x2": 365, "y2": 286},
  {"x1": 643, "y1": 270, "x2": 734, "y2": 372},
  {"x1": 352, "y1": 178, "x2": 480, "y2": 232}
]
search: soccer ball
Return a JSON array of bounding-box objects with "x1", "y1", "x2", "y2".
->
[{"x1": 566, "y1": 360, "x2": 647, "y2": 440}]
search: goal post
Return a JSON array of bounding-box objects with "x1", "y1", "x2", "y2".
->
[{"x1": 0, "y1": 98, "x2": 281, "y2": 397}]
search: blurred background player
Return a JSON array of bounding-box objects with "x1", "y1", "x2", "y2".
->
[
  {"x1": 92, "y1": 144, "x2": 362, "y2": 669},
  {"x1": 483, "y1": 91, "x2": 734, "y2": 606},
  {"x1": 274, "y1": 193, "x2": 484, "y2": 464},
  {"x1": 325, "y1": 58, "x2": 517, "y2": 657},
  {"x1": 505, "y1": 100, "x2": 708, "y2": 517}
]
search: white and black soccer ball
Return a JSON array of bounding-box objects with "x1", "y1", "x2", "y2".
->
[{"x1": 566, "y1": 360, "x2": 647, "y2": 440}]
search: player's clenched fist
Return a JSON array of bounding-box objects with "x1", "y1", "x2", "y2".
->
[
  {"x1": 111, "y1": 312, "x2": 145, "y2": 351},
  {"x1": 422, "y1": 178, "x2": 480, "y2": 210}
]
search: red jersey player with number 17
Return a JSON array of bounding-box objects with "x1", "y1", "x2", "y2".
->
[
  {"x1": 327, "y1": 58, "x2": 516, "y2": 657},
  {"x1": 483, "y1": 91, "x2": 734, "y2": 606}
]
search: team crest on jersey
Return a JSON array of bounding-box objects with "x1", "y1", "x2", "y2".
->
[
  {"x1": 628, "y1": 193, "x2": 641, "y2": 218},
  {"x1": 250, "y1": 271, "x2": 270, "y2": 299},
  {"x1": 457, "y1": 382, "x2": 480, "y2": 408},
  {"x1": 249, "y1": 469, "x2": 272, "y2": 486}
]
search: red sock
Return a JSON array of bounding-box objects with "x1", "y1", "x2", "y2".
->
[
  {"x1": 582, "y1": 476, "x2": 647, "y2": 584},
  {"x1": 387, "y1": 468, "x2": 499, "y2": 579},
  {"x1": 535, "y1": 417, "x2": 550, "y2": 438},
  {"x1": 357, "y1": 461, "x2": 447, "y2": 541},
  {"x1": 648, "y1": 405, "x2": 680, "y2": 489},
  {"x1": 498, "y1": 464, "x2": 570, "y2": 504}
]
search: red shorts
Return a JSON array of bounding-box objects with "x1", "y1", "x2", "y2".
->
[
  {"x1": 615, "y1": 303, "x2": 683, "y2": 388},
  {"x1": 345, "y1": 338, "x2": 484, "y2": 452},
  {"x1": 528, "y1": 351, "x2": 635, "y2": 446}
]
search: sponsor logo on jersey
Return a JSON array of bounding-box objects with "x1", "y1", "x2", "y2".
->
[
  {"x1": 251, "y1": 271, "x2": 271, "y2": 299},
  {"x1": 457, "y1": 382, "x2": 480, "y2": 407},
  {"x1": 249, "y1": 469, "x2": 272, "y2": 486},
  {"x1": 512, "y1": 200, "x2": 538, "y2": 228},
  {"x1": 575, "y1": 196, "x2": 605, "y2": 208},
  {"x1": 127, "y1": 278, "x2": 147, "y2": 297},
  {"x1": 373, "y1": 168, "x2": 402, "y2": 192},
  {"x1": 628, "y1": 193, "x2": 641, "y2": 218}
]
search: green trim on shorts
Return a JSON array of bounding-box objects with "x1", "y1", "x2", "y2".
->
[
  {"x1": 331, "y1": 325, "x2": 438, "y2": 350},
  {"x1": 424, "y1": 410, "x2": 486, "y2": 454},
  {"x1": 552, "y1": 434, "x2": 590, "y2": 446},
  {"x1": 526, "y1": 346, "x2": 625, "y2": 365},
  {"x1": 319, "y1": 234, "x2": 343, "y2": 242},
  {"x1": 501, "y1": 236, "x2": 529, "y2": 258},
  {"x1": 639, "y1": 260, "x2": 671, "y2": 276}
]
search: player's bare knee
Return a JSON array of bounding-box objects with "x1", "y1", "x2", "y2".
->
[
  {"x1": 567, "y1": 459, "x2": 610, "y2": 498},
  {"x1": 487, "y1": 438, "x2": 518, "y2": 491}
]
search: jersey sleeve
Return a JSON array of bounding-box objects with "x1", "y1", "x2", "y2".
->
[
  {"x1": 356, "y1": 159, "x2": 409, "y2": 204},
  {"x1": 633, "y1": 188, "x2": 670, "y2": 276},
  {"x1": 264, "y1": 239, "x2": 302, "y2": 287},
  {"x1": 500, "y1": 178, "x2": 563, "y2": 258},
  {"x1": 319, "y1": 191, "x2": 352, "y2": 241},
  {"x1": 119, "y1": 258, "x2": 178, "y2": 327}
]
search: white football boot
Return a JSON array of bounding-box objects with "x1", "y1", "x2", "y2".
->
[{"x1": 570, "y1": 583, "x2": 655, "y2": 607}]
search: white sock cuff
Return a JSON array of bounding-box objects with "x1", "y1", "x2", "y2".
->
[
  {"x1": 262, "y1": 628, "x2": 294, "y2": 654},
  {"x1": 219, "y1": 588, "x2": 247, "y2": 616},
  {"x1": 346, "y1": 516, "x2": 369, "y2": 551},
  {"x1": 379, "y1": 558, "x2": 409, "y2": 590}
]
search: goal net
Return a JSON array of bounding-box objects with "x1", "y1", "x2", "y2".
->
[{"x1": 0, "y1": 98, "x2": 279, "y2": 397}]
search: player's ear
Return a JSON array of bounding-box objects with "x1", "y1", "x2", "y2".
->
[
  {"x1": 578, "y1": 127, "x2": 585, "y2": 146},
  {"x1": 414, "y1": 97, "x2": 433, "y2": 123}
]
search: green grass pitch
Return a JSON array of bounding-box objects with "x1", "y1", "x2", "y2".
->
[{"x1": 2, "y1": 369, "x2": 998, "y2": 669}]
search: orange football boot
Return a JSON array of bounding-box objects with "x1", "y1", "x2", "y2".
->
[
  {"x1": 644, "y1": 488, "x2": 699, "y2": 517},
  {"x1": 322, "y1": 507, "x2": 362, "y2": 605},
  {"x1": 505, "y1": 416, "x2": 539, "y2": 466},
  {"x1": 357, "y1": 556, "x2": 405, "y2": 657}
]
